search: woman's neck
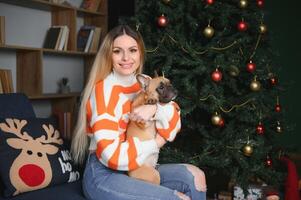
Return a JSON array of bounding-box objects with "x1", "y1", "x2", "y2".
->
[{"x1": 112, "y1": 70, "x2": 136, "y2": 85}]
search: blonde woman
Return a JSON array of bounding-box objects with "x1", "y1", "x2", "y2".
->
[{"x1": 71, "y1": 25, "x2": 207, "y2": 200}]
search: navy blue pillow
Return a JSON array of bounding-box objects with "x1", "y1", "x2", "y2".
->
[
  {"x1": 0, "y1": 118, "x2": 80, "y2": 197},
  {"x1": 0, "y1": 93, "x2": 35, "y2": 118}
]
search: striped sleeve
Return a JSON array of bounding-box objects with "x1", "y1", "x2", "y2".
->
[
  {"x1": 87, "y1": 82, "x2": 158, "y2": 171},
  {"x1": 154, "y1": 101, "x2": 181, "y2": 142}
]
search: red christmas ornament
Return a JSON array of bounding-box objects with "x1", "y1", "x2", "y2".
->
[
  {"x1": 275, "y1": 104, "x2": 281, "y2": 112},
  {"x1": 256, "y1": 122, "x2": 265, "y2": 135},
  {"x1": 206, "y1": 0, "x2": 214, "y2": 5},
  {"x1": 157, "y1": 15, "x2": 168, "y2": 27},
  {"x1": 256, "y1": 0, "x2": 264, "y2": 8},
  {"x1": 211, "y1": 69, "x2": 222, "y2": 82},
  {"x1": 218, "y1": 118, "x2": 225, "y2": 127},
  {"x1": 266, "y1": 156, "x2": 273, "y2": 167},
  {"x1": 270, "y1": 77, "x2": 277, "y2": 86},
  {"x1": 246, "y1": 60, "x2": 256, "y2": 73},
  {"x1": 237, "y1": 20, "x2": 248, "y2": 32}
]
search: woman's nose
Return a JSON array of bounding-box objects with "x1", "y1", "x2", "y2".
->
[{"x1": 122, "y1": 51, "x2": 129, "y2": 60}]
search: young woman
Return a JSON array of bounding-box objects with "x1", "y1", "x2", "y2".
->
[{"x1": 71, "y1": 25, "x2": 207, "y2": 200}]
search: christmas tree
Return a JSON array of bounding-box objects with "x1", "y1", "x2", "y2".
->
[{"x1": 122, "y1": 0, "x2": 288, "y2": 193}]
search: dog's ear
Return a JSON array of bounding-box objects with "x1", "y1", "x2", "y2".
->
[
  {"x1": 154, "y1": 70, "x2": 159, "y2": 78},
  {"x1": 136, "y1": 74, "x2": 151, "y2": 91}
]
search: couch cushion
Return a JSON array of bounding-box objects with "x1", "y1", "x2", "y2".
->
[
  {"x1": 0, "y1": 118, "x2": 80, "y2": 197},
  {"x1": 0, "y1": 93, "x2": 35, "y2": 118},
  {"x1": 0, "y1": 181, "x2": 85, "y2": 200}
]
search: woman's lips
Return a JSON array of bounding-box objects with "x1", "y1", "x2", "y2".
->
[{"x1": 120, "y1": 63, "x2": 133, "y2": 69}]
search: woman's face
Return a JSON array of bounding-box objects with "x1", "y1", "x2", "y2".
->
[{"x1": 112, "y1": 34, "x2": 141, "y2": 76}]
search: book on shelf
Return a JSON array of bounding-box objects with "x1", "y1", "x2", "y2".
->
[
  {"x1": 53, "y1": 110, "x2": 72, "y2": 140},
  {"x1": 89, "y1": 27, "x2": 102, "y2": 52},
  {"x1": 77, "y1": 25, "x2": 95, "y2": 52},
  {"x1": 54, "y1": 25, "x2": 69, "y2": 51},
  {"x1": 80, "y1": 0, "x2": 102, "y2": 12},
  {"x1": 84, "y1": 29, "x2": 94, "y2": 52},
  {"x1": 0, "y1": 76, "x2": 3, "y2": 93},
  {"x1": 0, "y1": 16, "x2": 5, "y2": 45},
  {"x1": 43, "y1": 26, "x2": 69, "y2": 50},
  {"x1": 63, "y1": 26, "x2": 69, "y2": 51},
  {"x1": 0, "y1": 68, "x2": 14, "y2": 93},
  {"x1": 43, "y1": 26, "x2": 62, "y2": 49}
]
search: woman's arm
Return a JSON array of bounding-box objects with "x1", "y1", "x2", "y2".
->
[{"x1": 154, "y1": 101, "x2": 181, "y2": 142}]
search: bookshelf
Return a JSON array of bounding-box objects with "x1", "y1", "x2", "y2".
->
[{"x1": 0, "y1": 0, "x2": 108, "y2": 135}]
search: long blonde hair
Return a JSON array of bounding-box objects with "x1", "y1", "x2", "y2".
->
[{"x1": 71, "y1": 25, "x2": 145, "y2": 165}]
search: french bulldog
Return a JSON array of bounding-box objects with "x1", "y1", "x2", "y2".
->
[{"x1": 127, "y1": 73, "x2": 178, "y2": 185}]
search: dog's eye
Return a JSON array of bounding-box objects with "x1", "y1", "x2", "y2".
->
[{"x1": 159, "y1": 85, "x2": 164, "y2": 90}]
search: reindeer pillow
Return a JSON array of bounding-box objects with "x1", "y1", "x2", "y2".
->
[{"x1": 0, "y1": 118, "x2": 80, "y2": 197}]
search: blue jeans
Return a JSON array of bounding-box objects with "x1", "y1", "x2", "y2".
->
[{"x1": 82, "y1": 153, "x2": 206, "y2": 200}]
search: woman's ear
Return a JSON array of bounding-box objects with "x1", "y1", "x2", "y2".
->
[{"x1": 136, "y1": 74, "x2": 151, "y2": 91}]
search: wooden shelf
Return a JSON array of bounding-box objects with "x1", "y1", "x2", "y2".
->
[
  {"x1": 0, "y1": 44, "x2": 41, "y2": 52},
  {"x1": 0, "y1": 0, "x2": 107, "y2": 134},
  {"x1": 0, "y1": 0, "x2": 106, "y2": 16},
  {"x1": 28, "y1": 92, "x2": 81, "y2": 100},
  {"x1": 77, "y1": 8, "x2": 106, "y2": 16},
  {"x1": 43, "y1": 48, "x2": 96, "y2": 56},
  {"x1": 0, "y1": 44, "x2": 97, "y2": 56}
]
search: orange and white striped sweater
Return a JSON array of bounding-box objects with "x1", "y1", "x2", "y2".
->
[{"x1": 86, "y1": 72, "x2": 181, "y2": 171}]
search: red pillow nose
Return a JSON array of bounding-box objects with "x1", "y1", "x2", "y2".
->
[{"x1": 18, "y1": 164, "x2": 45, "y2": 187}]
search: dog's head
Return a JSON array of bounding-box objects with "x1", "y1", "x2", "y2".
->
[{"x1": 136, "y1": 74, "x2": 178, "y2": 104}]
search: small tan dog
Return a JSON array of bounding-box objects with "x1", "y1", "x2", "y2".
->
[{"x1": 127, "y1": 73, "x2": 178, "y2": 185}]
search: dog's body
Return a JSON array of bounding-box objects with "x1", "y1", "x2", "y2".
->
[{"x1": 127, "y1": 74, "x2": 177, "y2": 185}]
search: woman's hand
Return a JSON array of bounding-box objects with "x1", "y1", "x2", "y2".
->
[{"x1": 129, "y1": 104, "x2": 157, "y2": 123}]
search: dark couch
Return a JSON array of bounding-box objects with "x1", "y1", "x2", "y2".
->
[{"x1": 0, "y1": 93, "x2": 86, "y2": 200}]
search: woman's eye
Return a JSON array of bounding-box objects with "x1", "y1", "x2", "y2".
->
[
  {"x1": 113, "y1": 49, "x2": 120, "y2": 54},
  {"x1": 130, "y1": 48, "x2": 138, "y2": 53}
]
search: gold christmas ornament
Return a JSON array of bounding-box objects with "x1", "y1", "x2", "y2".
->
[
  {"x1": 211, "y1": 112, "x2": 222, "y2": 126},
  {"x1": 203, "y1": 25, "x2": 215, "y2": 38},
  {"x1": 239, "y1": 0, "x2": 248, "y2": 8},
  {"x1": 276, "y1": 121, "x2": 282, "y2": 133},
  {"x1": 228, "y1": 65, "x2": 240, "y2": 77},
  {"x1": 243, "y1": 144, "x2": 253, "y2": 156},
  {"x1": 250, "y1": 77, "x2": 261, "y2": 91},
  {"x1": 259, "y1": 24, "x2": 267, "y2": 34}
]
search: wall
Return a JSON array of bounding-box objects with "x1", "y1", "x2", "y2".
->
[{"x1": 266, "y1": 1, "x2": 301, "y2": 152}]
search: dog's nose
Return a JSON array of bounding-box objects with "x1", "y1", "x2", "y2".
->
[
  {"x1": 173, "y1": 88, "x2": 178, "y2": 96},
  {"x1": 169, "y1": 86, "x2": 177, "y2": 96}
]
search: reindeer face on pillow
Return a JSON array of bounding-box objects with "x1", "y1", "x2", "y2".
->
[{"x1": 0, "y1": 118, "x2": 80, "y2": 197}]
